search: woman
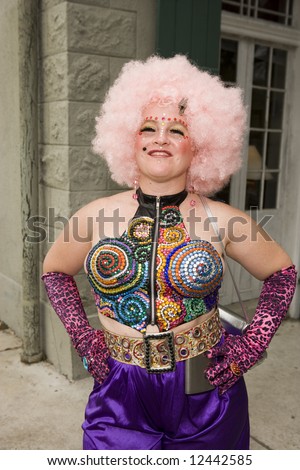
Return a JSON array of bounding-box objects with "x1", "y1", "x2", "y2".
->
[{"x1": 42, "y1": 55, "x2": 296, "y2": 450}]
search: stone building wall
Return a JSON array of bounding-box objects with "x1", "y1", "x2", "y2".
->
[
  {"x1": 0, "y1": 0, "x2": 23, "y2": 335},
  {"x1": 39, "y1": 0, "x2": 157, "y2": 378}
]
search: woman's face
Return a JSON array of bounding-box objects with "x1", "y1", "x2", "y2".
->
[{"x1": 135, "y1": 103, "x2": 194, "y2": 185}]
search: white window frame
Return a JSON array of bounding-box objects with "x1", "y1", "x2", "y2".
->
[
  {"x1": 220, "y1": 10, "x2": 300, "y2": 318},
  {"x1": 222, "y1": 0, "x2": 294, "y2": 26},
  {"x1": 221, "y1": 11, "x2": 300, "y2": 47},
  {"x1": 221, "y1": 11, "x2": 300, "y2": 212}
]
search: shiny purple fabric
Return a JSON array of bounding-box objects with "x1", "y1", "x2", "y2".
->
[{"x1": 82, "y1": 356, "x2": 249, "y2": 450}]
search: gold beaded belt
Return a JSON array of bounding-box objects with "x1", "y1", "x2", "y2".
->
[{"x1": 103, "y1": 309, "x2": 222, "y2": 374}]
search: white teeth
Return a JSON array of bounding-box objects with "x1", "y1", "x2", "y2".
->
[{"x1": 149, "y1": 151, "x2": 170, "y2": 156}]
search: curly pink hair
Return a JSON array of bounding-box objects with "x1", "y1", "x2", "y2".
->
[{"x1": 92, "y1": 55, "x2": 247, "y2": 195}]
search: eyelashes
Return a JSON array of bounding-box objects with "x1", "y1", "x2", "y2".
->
[
  {"x1": 170, "y1": 128, "x2": 184, "y2": 136},
  {"x1": 139, "y1": 126, "x2": 185, "y2": 136},
  {"x1": 140, "y1": 126, "x2": 155, "y2": 132}
]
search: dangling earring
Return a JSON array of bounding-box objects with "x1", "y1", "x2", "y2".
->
[
  {"x1": 132, "y1": 179, "x2": 139, "y2": 200},
  {"x1": 190, "y1": 185, "x2": 196, "y2": 207}
]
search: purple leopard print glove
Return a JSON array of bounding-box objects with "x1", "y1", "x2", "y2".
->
[
  {"x1": 205, "y1": 265, "x2": 297, "y2": 394},
  {"x1": 42, "y1": 271, "x2": 110, "y2": 384}
]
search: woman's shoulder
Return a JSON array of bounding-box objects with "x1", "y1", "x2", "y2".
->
[
  {"x1": 203, "y1": 196, "x2": 247, "y2": 220},
  {"x1": 73, "y1": 189, "x2": 135, "y2": 219},
  {"x1": 201, "y1": 196, "x2": 253, "y2": 242}
]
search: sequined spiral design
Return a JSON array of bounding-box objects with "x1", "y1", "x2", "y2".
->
[
  {"x1": 127, "y1": 217, "x2": 153, "y2": 245},
  {"x1": 183, "y1": 298, "x2": 207, "y2": 322},
  {"x1": 133, "y1": 244, "x2": 151, "y2": 263},
  {"x1": 165, "y1": 240, "x2": 223, "y2": 298},
  {"x1": 116, "y1": 290, "x2": 149, "y2": 331},
  {"x1": 161, "y1": 207, "x2": 183, "y2": 227},
  {"x1": 86, "y1": 239, "x2": 144, "y2": 296},
  {"x1": 156, "y1": 299, "x2": 184, "y2": 330},
  {"x1": 159, "y1": 226, "x2": 186, "y2": 246}
]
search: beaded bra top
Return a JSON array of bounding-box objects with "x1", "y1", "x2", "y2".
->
[{"x1": 85, "y1": 189, "x2": 224, "y2": 333}]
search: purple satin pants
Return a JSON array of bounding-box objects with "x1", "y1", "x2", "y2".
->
[{"x1": 82, "y1": 356, "x2": 249, "y2": 450}]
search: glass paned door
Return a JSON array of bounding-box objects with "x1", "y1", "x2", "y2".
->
[
  {"x1": 246, "y1": 45, "x2": 287, "y2": 210},
  {"x1": 219, "y1": 39, "x2": 288, "y2": 211},
  {"x1": 217, "y1": 38, "x2": 239, "y2": 204},
  {"x1": 219, "y1": 22, "x2": 292, "y2": 305}
]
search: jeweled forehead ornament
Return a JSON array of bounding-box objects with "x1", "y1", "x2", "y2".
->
[
  {"x1": 142, "y1": 116, "x2": 188, "y2": 128},
  {"x1": 178, "y1": 97, "x2": 188, "y2": 115}
]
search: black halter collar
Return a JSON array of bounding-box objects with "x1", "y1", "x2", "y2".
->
[{"x1": 134, "y1": 187, "x2": 188, "y2": 219}]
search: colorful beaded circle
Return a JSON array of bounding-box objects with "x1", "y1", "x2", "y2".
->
[
  {"x1": 165, "y1": 240, "x2": 223, "y2": 297},
  {"x1": 156, "y1": 299, "x2": 184, "y2": 330},
  {"x1": 128, "y1": 217, "x2": 154, "y2": 245},
  {"x1": 116, "y1": 290, "x2": 148, "y2": 331},
  {"x1": 161, "y1": 207, "x2": 183, "y2": 227},
  {"x1": 183, "y1": 298, "x2": 207, "y2": 322},
  {"x1": 159, "y1": 226, "x2": 186, "y2": 246},
  {"x1": 86, "y1": 239, "x2": 145, "y2": 296}
]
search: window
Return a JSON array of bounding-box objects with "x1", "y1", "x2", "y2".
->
[
  {"x1": 216, "y1": 38, "x2": 239, "y2": 204},
  {"x1": 220, "y1": 38, "x2": 238, "y2": 85},
  {"x1": 246, "y1": 45, "x2": 287, "y2": 209},
  {"x1": 222, "y1": 0, "x2": 294, "y2": 26},
  {"x1": 219, "y1": 39, "x2": 288, "y2": 210}
]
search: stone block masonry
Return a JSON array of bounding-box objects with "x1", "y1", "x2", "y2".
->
[{"x1": 39, "y1": 0, "x2": 156, "y2": 379}]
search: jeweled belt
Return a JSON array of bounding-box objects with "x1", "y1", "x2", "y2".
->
[{"x1": 103, "y1": 309, "x2": 222, "y2": 374}]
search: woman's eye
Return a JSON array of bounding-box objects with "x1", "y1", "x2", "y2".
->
[
  {"x1": 140, "y1": 126, "x2": 155, "y2": 132},
  {"x1": 170, "y1": 128, "x2": 185, "y2": 136}
]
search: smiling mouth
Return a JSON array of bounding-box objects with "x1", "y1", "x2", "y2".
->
[{"x1": 147, "y1": 150, "x2": 172, "y2": 157}]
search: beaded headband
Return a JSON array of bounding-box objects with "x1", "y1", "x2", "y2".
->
[{"x1": 143, "y1": 116, "x2": 188, "y2": 128}]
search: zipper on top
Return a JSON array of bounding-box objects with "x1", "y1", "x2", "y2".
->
[{"x1": 149, "y1": 196, "x2": 160, "y2": 326}]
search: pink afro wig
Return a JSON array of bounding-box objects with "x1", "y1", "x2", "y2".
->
[{"x1": 92, "y1": 55, "x2": 247, "y2": 195}]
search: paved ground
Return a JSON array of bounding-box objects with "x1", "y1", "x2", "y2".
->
[{"x1": 0, "y1": 318, "x2": 299, "y2": 450}]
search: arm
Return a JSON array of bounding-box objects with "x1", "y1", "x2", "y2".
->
[
  {"x1": 42, "y1": 204, "x2": 110, "y2": 384},
  {"x1": 43, "y1": 204, "x2": 93, "y2": 275},
  {"x1": 205, "y1": 203, "x2": 297, "y2": 394}
]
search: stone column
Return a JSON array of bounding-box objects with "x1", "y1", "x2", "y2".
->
[{"x1": 19, "y1": 0, "x2": 43, "y2": 363}]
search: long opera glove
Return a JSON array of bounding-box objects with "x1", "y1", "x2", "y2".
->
[
  {"x1": 205, "y1": 265, "x2": 297, "y2": 394},
  {"x1": 42, "y1": 271, "x2": 110, "y2": 384}
]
